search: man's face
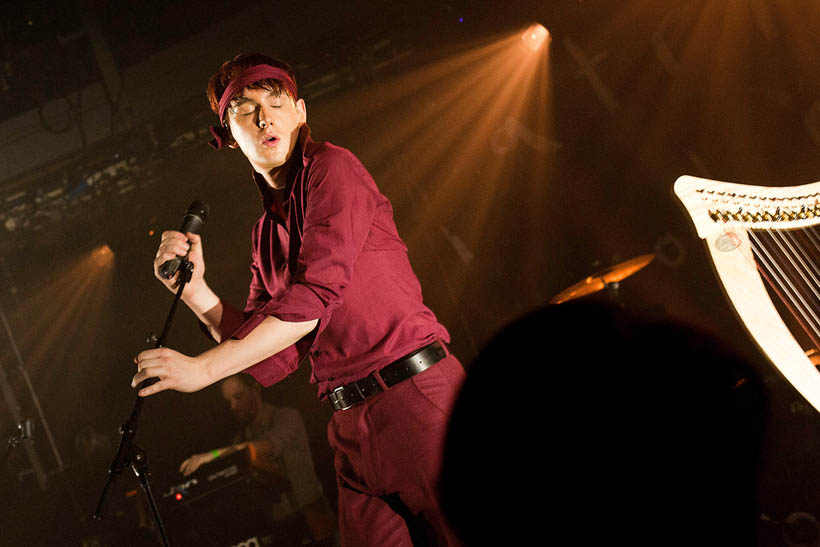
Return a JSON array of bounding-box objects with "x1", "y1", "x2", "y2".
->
[
  {"x1": 226, "y1": 87, "x2": 306, "y2": 182},
  {"x1": 221, "y1": 377, "x2": 259, "y2": 425}
]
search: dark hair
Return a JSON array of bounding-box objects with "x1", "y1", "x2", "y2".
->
[
  {"x1": 440, "y1": 300, "x2": 766, "y2": 545},
  {"x1": 223, "y1": 372, "x2": 261, "y2": 391},
  {"x1": 205, "y1": 54, "x2": 297, "y2": 147}
]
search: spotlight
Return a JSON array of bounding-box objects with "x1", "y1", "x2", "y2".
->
[
  {"x1": 91, "y1": 244, "x2": 114, "y2": 267},
  {"x1": 522, "y1": 23, "x2": 550, "y2": 52}
]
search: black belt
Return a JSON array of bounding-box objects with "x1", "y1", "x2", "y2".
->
[{"x1": 328, "y1": 341, "x2": 447, "y2": 412}]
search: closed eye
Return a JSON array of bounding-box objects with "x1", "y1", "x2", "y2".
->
[
  {"x1": 231, "y1": 101, "x2": 257, "y2": 116},
  {"x1": 230, "y1": 96, "x2": 284, "y2": 116}
]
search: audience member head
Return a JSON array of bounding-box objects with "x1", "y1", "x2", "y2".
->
[{"x1": 440, "y1": 299, "x2": 766, "y2": 545}]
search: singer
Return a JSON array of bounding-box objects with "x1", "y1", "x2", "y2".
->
[{"x1": 131, "y1": 54, "x2": 465, "y2": 546}]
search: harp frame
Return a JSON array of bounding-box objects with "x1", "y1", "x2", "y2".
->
[{"x1": 674, "y1": 175, "x2": 820, "y2": 414}]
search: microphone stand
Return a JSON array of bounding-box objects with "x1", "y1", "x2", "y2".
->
[{"x1": 93, "y1": 259, "x2": 195, "y2": 547}]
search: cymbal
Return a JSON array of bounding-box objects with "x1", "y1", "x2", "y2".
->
[{"x1": 550, "y1": 253, "x2": 655, "y2": 304}]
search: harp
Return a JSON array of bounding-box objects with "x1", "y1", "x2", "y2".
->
[{"x1": 674, "y1": 175, "x2": 820, "y2": 413}]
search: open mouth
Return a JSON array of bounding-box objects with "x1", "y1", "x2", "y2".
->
[{"x1": 262, "y1": 135, "x2": 279, "y2": 147}]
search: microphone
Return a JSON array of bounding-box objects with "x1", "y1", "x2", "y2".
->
[{"x1": 159, "y1": 201, "x2": 210, "y2": 279}]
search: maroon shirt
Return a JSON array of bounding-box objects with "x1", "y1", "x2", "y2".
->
[{"x1": 215, "y1": 126, "x2": 449, "y2": 398}]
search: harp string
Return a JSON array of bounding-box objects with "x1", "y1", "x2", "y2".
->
[
  {"x1": 747, "y1": 226, "x2": 820, "y2": 349},
  {"x1": 748, "y1": 231, "x2": 820, "y2": 349},
  {"x1": 787, "y1": 229, "x2": 820, "y2": 291},
  {"x1": 756, "y1": 228, "x2": 820, "y2": 326},
  {"x1": 781, "y1": 224, "x2": 820, "y2": 302},
  {"x1": 769, "y1": 228, "x2": 820, "y2": 305},
  {"x1": 800, "y1": 224, "x2": 820, "y2": 280},
  {"x1": 747, "y1": 230, "x2": 806, "y2": 324}
]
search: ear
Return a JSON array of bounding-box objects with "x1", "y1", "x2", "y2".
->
[
  {"x1": 295, "y1": 98, "x2": 307, "y2": 124},
  {"x1": 223, "y1": 123, "x2": 239, "y2": 149}
]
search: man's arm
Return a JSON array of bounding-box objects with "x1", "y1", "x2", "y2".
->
[
  {"x1": 182, "y1": 286, "x2": 246, "y2": 344},
  {"x1": 131, "y1": 315, "x2": 318, "y2": 396},
  {"x1": 153, "y1": 230, "x2": 245, "y2": 343}
]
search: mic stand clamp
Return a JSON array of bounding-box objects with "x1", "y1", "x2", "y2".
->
[{"x1": 93, "y1": 259, "x2": 195, "y2": 547}]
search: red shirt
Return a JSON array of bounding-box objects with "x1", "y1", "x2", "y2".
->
[{"x1": 215, "y1": 126, "x2": 449, "y2": 398}]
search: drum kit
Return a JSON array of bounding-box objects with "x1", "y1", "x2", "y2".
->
[{"x1": 549, "y1": 253, "x2": 655, "y2": 304}]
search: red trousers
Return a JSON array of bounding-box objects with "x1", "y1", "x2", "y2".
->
[{"x1": 327, "y1": 354, "x2": 465, "y2": 547}]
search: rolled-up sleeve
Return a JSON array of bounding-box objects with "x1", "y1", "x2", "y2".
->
[{"x1": 227, "y1": 148, "x2": 381, "y2": 386}]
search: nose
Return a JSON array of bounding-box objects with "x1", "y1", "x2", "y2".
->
[{"x1": 256, "y1": 104, "x2": 275, "y2": 129}]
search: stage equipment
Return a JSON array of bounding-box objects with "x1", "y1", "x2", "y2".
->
[
  {"x1": 159, "y1": 446, "x2": 289, "y2": 512},
  {"x1": 675, "y1": 175, "x2": 820, "y2": 414},
  {"x1": 2, "y1": 417, "x2": 34, "y2": 468},
  {"x1": 158, "y1": 447, "x2": 297, "y2": 546},
  {"x1": 94, "y1": 200, "x2": 209, "y2": 547},
  {"x1": 550, "y1": 254, "x2": 655, "y2": 304},
  {"x1": 0, "y1": 291, "x2": 53, "y2": 490}
]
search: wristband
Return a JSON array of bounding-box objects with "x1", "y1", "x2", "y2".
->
[{"x1": 211, "y1": 449, "x2": 220, "y2": 459}]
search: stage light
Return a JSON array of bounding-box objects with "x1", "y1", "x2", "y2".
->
[
  {"x1": 522, "y1": 23, "x2": 550, "y2": 52},
  {"x1": 91, "y1": 244, "x2": 114, "y2": 267}
]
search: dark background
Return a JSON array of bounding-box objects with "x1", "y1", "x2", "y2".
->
[{"x1": 1, "y1": 1, "x2": 819, "y2": 545}]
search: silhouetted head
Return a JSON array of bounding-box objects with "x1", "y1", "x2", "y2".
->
[{"x1": 441, "y1": 300, "x2": 765, "y2": 545}]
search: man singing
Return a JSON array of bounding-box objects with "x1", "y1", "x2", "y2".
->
[{"x1": 131, "y1": 54, "x2": 465, "y2": 546}]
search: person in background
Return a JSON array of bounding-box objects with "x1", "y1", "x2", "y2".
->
[{"x1": 179, "y1": 373, "x2": 336, "y2": 545}]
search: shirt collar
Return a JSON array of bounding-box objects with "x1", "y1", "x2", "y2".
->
[{"x1": 251, "y1": 123, "x2": 312, "y2": 214}]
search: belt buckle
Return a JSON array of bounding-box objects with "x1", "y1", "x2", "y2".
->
[{"x1": 330, "y1": 385, "x2": 355, "y2": 412}]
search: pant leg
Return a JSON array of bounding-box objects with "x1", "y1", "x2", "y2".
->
[
  {"x1": 335, "y1": 479, "x2": 416, "y2": 547},
  {"x1": 329, "y1": 395, "x2": 416, "y2": 547},
  {"x1": 373, "y1": 355, "x2": 465, "y2": 546},
  {"x1": 328, "y1": 355, "x2": 465, "y2": 547}
]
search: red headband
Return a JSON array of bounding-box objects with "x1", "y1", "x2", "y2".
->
[{"x1": 209, "y1": 64, "x2": 299, "y2": 150}]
